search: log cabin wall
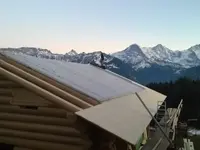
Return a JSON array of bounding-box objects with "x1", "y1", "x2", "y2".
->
[{"x1": 0, "y1": 75, "x2": 91, "y2": 150}]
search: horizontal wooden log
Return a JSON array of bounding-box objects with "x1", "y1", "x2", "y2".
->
[
  {"x1": 0, "y1": 112, "x2": 76, "y2": 126},
  {"x1": 0, "y1": 88, "x2": 12, "y2": 94},
  {"x1": 0, "y1": 75, "x2": 9, "y2": 79},
  {"x1": 0, "y1": 136, "x2": 86, "y2": 150},
  {"x1": 0, "y1": 128, "x2": 91, "y2": 146},
  {"x1": 0, "y1": 104, "x2": 70, "y2": 118},
  {"x1": 0, "y1": 88, "x2": 57, "y2": 108},
  {"x1": 0, "y1": 80, "x2": 20, "y2": 88},
  {"x1": 11, "y1": 88, "x2": 52, "y2": 107},
  {"x1": 14, "y1": 147, "x2": 33, "y2": 150},
  {"x1": 0, "y1": 96, "x2": 12, "y2": 104},
  {"x1": 0, "y1": 120, "x2": 81, "y2": 136}
]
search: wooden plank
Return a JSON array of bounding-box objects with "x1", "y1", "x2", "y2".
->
[
  {"x1": 0, "y1": 136, "x2": 86, "y2": 150},
  {"x1": 0, "y1": 104, "x2": 70, "y2": 118},
  {"x1": 0, "y1": 128, "x2": 91, "y2": 145},
  {"x1": 0, "y1": 112, "x2": 76, "y2": 126},
  {"x1": 0, "y1": 120, "x2": 81, "y2": 136}
]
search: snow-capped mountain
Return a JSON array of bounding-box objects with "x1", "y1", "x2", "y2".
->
[
  {"x1": 2, "y1": 44, "x2": 200, "y2": 84},
  {"x1": 112, "y1": 44, "x2": 151, "y2": 70},
  {"x1": 187, "y1": 44, "x2": 200, "y2": 59},
  {"x1": 67, "y1": 49, "x2": 78, "y2": 56},
  {"x1": 0, "y1": 47, "x2": 54, "y2": 58},
  {"x1": 113, "y1": 44, "x2": 200, "y2": 69}
]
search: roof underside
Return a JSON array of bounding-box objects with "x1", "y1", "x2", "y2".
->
[{"x1": 1, "y1": 51, "x2": 144, "y2": 102}]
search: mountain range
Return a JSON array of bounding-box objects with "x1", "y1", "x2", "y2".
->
[{"x1": 1, "y1": 44, "x2": 200, "y2": 85}]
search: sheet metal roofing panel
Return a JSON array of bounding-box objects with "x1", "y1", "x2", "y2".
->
[
  {"x1": 76, "y1": 89, "x2": 166, "y2": 145},
  {"x1": 1, "y1": 51, "x2": 144, "y2": 102}
]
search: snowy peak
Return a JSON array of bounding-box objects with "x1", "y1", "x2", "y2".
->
[
  {"x1": 152, "y1": 44, "x2": 172, "y2": 55},
  {"x1": 187, "y1": 44, "x2": 200, "y2": 59},
  {"x1": 125, "y1": 44, "x2": 141, "y2": 52},
  {"x1": 152, "y1": 44, "x2": 168, "y2": 50},
  {"x1": 188, "y1": 44, "x2": 200, "y2": 51},
  {"x1": 67, "y1": 49, "x2": 78, "y2": 56},
  {"x1": 112, "y1": 44, "x2": 150, "y2": 69},
  {"x1": 142, "y1": 44, "x2": 173, "y2": 60}
]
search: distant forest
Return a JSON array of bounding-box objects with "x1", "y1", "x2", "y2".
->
[{"x1": 147, "y1": 77, "x2": 200, "y2": 128}]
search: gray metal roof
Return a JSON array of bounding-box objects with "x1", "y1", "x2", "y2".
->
[{"x1": 1, "y1": 51, "x2": 145, "y2": 102}]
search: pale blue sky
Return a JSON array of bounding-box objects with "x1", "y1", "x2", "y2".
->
[{"x1": 1, "y1": 0, "x2": 200, "y2": 53}]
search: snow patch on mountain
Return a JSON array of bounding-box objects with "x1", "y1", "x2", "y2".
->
[{"x1": 107, "y1": 64, "x2": 119, "y2": 69}]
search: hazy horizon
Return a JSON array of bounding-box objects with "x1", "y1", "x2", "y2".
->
[
  {"x1": 1, "y1": 0, "x2": 200, "y2": 53},
  {"x1": 2, "y1": 43, "x2": 199, "y2": 55}
]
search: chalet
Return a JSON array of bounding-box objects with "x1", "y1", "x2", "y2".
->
[{"x1": 0, "y1": 51, "x2": 166, "y2": 150}]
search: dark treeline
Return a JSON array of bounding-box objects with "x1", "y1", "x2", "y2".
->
[{"x1": 147, "y1": 77, "x2": 200, "y2": 128}]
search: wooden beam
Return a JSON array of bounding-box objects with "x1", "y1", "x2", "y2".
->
[
  {"x1": 0, "y1": 104, "x2": 69, "y2": 118},
  {"x1": 0, "y1": 136, "x2": 87, "y2": 150},
  {"x1": 0, "y1": 67, "x2": 82, "y2": 112},
  {"x1": 0, "y1": 112, "x2": 76, "y2": 126},
  {"x1": 0, "y1": 120, "x2": 80, "y2": 136},
  {"x1": 0, "y1": 128, "x2": 91, "y2": 145}
]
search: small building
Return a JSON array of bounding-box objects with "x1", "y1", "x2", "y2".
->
[{"x1": 0, "y1": 51, "x2": 166, "y2": 150}]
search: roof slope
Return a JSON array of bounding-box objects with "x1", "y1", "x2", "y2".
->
[
  {"x1": 1, "y1": 51, "x2": 144, "y2": 102},
  {"x1": 0, "y1": 51, "x2": 167, "y2": 145}
]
